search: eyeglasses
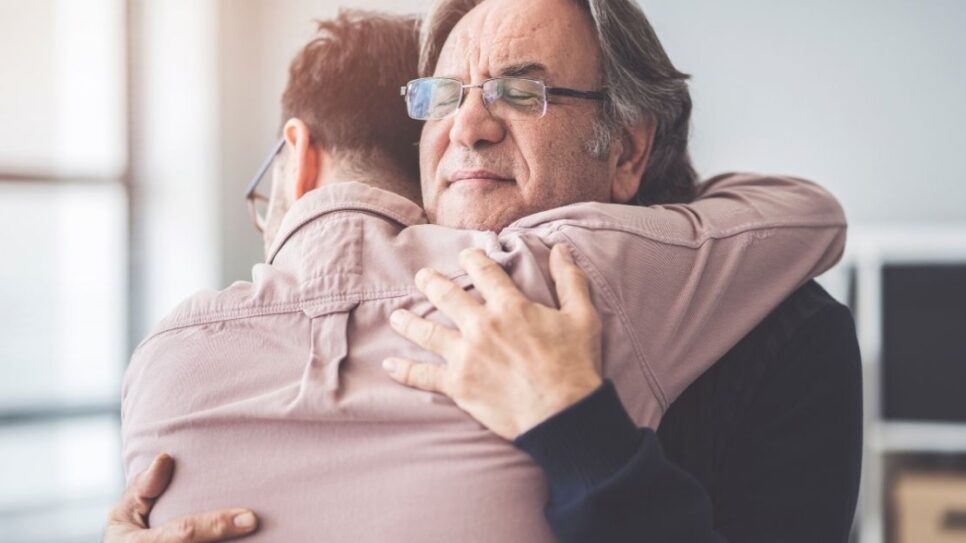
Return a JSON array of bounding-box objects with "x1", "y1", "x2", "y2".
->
[
  {"x1": 244, "y1": 137, "x2": 285, "y2": 233},
  {"x1": 401, "y1": 77, "x2": 606, "y2": 121}
]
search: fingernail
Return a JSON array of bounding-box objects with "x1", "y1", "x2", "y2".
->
[
  {"x1": 382, "y1": 358, "x2": 397, "y2": 373},
  {"x1": 234, "y1": 511, "x2": 257, "y2": 529},
  {"x1": 390, "y1": 310, "x2": 405, "y2": 327},
  {"x1": 415, "y1": 267, "x2": 432, "y2": 285},
  {"x1": 150, "y1": 453, "x2": 164, "y2": 468}
]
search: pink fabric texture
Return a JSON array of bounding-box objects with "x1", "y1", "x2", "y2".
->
[{"x1": 122, "y1": 173, "x2": 846, "y2": 541}]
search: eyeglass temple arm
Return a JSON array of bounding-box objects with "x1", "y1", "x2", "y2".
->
[
  {"x1": 546, "y1": 87, "x2": 607, "y2": 101},
  {"x1": 245, "y1": 137, "x2": 286, "y2": 198}
]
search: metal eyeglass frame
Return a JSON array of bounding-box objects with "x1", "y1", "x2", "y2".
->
[
  {"x1": 400, "y1": 76, "x2": 607, "y2": 120},
  {"x1": 244, "y1": 137, "x2": 285, "y2": 233}
]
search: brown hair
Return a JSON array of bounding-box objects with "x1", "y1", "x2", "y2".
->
[
  {"x1": 419, "y1": 0, "x2": 697, "y2": 205},
  {"x1": 282, "y1": 10, "x2": 422, "y2": 181}
]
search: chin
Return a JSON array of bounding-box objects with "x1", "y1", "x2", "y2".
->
[
  {"x1": 433, "y1": 207, "x2": 509, "y2": 231},
  {"x1": 431, "y1": 190, "x2": 511, "y2": 231}
]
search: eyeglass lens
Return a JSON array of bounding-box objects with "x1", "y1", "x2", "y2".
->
[{"x1": 406, "y1": 78, "x2": 548, "y2": 121}]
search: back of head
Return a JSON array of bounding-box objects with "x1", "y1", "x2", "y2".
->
[
  {"x1": 282, "y1": 10, "x2": 422, "y2": 186},
  {"x1": 419, "y1": 0, "x2": 697, "y2": 206}
]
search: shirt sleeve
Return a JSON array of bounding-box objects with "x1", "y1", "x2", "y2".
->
[{"x1": 503, "y1": 172, "x2": 847, "y2": 426}]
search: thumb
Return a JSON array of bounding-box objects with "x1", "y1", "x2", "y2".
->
[
  {"x1": 108, "y1": 453, "x2": 175, "y2": 526},
  {"x1": 137, "y1": 453, "x2": 175, "y2": 500}
]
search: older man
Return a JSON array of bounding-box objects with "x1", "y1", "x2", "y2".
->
[
  {"x1": 384, "y1": 0, "x2": 862, "y2": 541},
  {"x1": 107, "y1": 2, "x2": 860, "y2": 542}
]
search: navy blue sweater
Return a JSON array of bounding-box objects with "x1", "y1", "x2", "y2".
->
[{"x1": 514, "y1": 281, "x2": 863, "y2": 542}]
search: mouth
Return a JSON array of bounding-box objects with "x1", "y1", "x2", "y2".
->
[{"x1": 447, "y1": 169, "x2": 515, "y2": 186}]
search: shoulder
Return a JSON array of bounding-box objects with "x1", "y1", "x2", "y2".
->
[
  {"x1": 658, "y1": 281, "x2": 862, "y2": 488},
  {"x1": 662, "y1": 280, "x2": 858, "y2": 420},
  {"x1": 743, "y1": 280, "x2": 854, "y2": 358},
  {"x1": 140, "y1": 262, "x2": 303, "y2": 345},
  {"x1": 709, "y1": 281, "x2": 862, "y2": 458},
  {"x1": 749, "y1": 280, "x2": 859, "y2": 374},
  {"x1": 755, "y1": 283, "x2": 863, "y2": 415},
  {"x1": 711, "y1": 280, "x2": 860, "y2": 408},
  {"x1": 122, "y1": 266, "x2": 311, "y2": 413},
  {"x1": 124, "y1": 263, "x2": 305, "y2": 393}
]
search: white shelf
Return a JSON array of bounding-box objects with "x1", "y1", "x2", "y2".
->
[
  {"x1": 871, "y1": 421, "x2": 966, "y2": 453},
  {"x1": 845, "y1": 224, "x2": 966, "y2": 263},
  {"x1": 840, "y1": 227, "x2": 966, "y2": 543}
]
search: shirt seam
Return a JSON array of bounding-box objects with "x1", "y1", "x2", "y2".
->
[
  {"x1": 504, "y1": 216, "x2": 845, "y2": 249},
  {"x1": 142, "y1": 287, "x2": 419, "y2": 343},
  {"x1": 555, "y1": 230, "x2": 670, "y2": 413},
  {"x1": 144, "y1": 268, "x2": 478, "y2": 344},
  {"x1": 552, "y1": 220, "x2": 845, "y2": 415}
]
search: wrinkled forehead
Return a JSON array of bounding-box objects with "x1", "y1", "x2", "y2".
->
[{"x1": 434, "y1": 0, "x2": 601, "y2": 87}]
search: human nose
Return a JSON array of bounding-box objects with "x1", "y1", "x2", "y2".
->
[{"x1": 448, "y1": 86, "x2": 506, "y2": 150}]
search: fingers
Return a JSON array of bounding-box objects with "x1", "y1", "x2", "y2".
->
[
  {"x1": 136, "y1": 453, "x2": 175, "y2": 500},
  {"x1": 414, "y1": 267, "x2": 480, "y2": 328},
  {"x1": 390, "y1": 309, "x2": 460, "y2": 356},
  {"x1": 149, "y1": 509, "x2": 258, "y2": 543},
  {"x1": 383, "y1": 358, "x2": 448, "y2": 395},
  {"x1": 549, "y1": 244, "x2": 594, "y2": 318},
  {"x1": 108, "y1": 453, "x2": 175, "y2": 527},
  {"x1": 458, "y1": 248, "x2": 524, "y2": 306},
  {"x1": 104, "y1": 456, "x2": 258, "y2": 543}
]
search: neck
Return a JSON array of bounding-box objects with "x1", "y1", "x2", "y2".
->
[{"x1": 326, "y1": 164, "x2": 421, "y2": 206}]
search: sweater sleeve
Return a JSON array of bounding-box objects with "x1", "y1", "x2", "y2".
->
[{"x1": 514, "y1": 380, "x2": 726, "y2": 543}]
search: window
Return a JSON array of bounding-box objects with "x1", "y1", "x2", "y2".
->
[{"x1": 0, "y1": 1, "x2": 128, "y2": 540}]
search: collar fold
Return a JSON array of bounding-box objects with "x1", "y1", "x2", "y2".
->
[{"x1": 266, "y1": 181, "x2": 428, "y2": 264}]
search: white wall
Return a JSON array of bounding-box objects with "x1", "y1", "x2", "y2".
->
[
  {"x1": 216, "y1": 0, "x2": 432, "y2": 285},
  {"x1": 215, "y1": 0, "x2": 966, "y2": 284},
  {"x1": 130, "y1": 0, "x2": 222, "y2": 336},
  {"x1": 643, "y1": 0, "x2": 966, "y2": 226}
]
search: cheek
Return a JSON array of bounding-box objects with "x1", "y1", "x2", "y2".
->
[
  {"x1": 418, "y1": 123, "x2": 449, "y2": 194},
  {"x1": 517, "y1": 116, "x2": 609, "y2": 203},
  {"x1": 515, "y1": 123, "x2": 571, "y2": 184},
  {"x1": 419, "y1": 120, "x2": 449, "y2": 157},
  {"x1": 418, "y1": 124, "x2": 439, "y2": 172}
]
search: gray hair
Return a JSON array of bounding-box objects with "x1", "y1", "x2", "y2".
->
[{"x1": 419, "y1": 0, "x2": 697, "y2": 205}]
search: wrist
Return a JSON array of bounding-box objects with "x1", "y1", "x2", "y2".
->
[
  {"x1": 513, "y1": 380, "x2": 643, "y2": 502},
  {"x1": 517, "y1": 374, "x2": 603, "y2": 438}
]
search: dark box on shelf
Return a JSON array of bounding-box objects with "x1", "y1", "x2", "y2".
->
[{"x1": 882, "y1": 264, "x2": 966, "y2": 423}]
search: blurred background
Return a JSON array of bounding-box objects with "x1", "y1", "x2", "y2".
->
[{"x1": 0, "y1": 0, "x2": 964, "y2": 541}]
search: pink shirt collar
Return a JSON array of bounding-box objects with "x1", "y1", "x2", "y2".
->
[{"x1": 266, "y1": 181, "x2": 428, "y2": 264}]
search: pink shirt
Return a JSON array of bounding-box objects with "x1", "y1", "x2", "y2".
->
[{"x1": 122, "y1": 173, "x2": 846, "y2": 541}]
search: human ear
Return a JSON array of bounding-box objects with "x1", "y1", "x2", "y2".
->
[
  {"x1": 282, "y1": 118, "x2": 322, "y2": 200},
  {"x1": 610, "y1": 119, "x2": 655, "y2": 204}
]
